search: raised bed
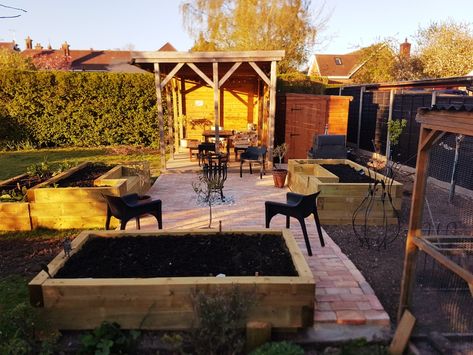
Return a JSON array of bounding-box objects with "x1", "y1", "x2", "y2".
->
[
  {"x1": 0, "y1": 173, "x2": 48, "y2": 231},
  {"x1": 288, "y1": 159, "x2": 403, "y2": 225},
  {"x1": 29, "y1": 229, "x2": 315, "y2": 330},
  {"x1": 27, "y1": 162, "x2": 150, "y2": 229}
]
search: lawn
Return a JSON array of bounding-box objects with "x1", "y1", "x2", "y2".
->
[{"x1": 0, "y1": 146, "x2": 162, "y2": 181}]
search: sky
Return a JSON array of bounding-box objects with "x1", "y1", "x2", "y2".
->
[{"x1": 0, "y1": 0, "x2": 472, "y2": 55}]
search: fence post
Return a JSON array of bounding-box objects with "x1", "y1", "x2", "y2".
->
[
  {"x1": 431, "y1": 90, "x2": 437, "y2": 106},
  {"x1": 357, "y1": 86, "x2": 366, "y2": 148},
  {"x1": 386, "y1": 89, "x2": 395, "y2": 160}
]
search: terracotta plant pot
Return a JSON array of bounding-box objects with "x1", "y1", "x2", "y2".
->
[{"x1": 272, "y1": 169, "x2": 288, "y2": 188}]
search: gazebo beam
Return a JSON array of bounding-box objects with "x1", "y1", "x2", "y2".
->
[
  {"x1": 219, "y1": 62, "x2": 242, "y2": 87},
  {"x1": 268, "y1": 61, "x2": 277, "y2": 166},
  {"x1": 160, "y1": 63, "x2": 184, "y2": 89},
  {"x1": 153, "y1": 63, "x2": 166, "y2": 170},
  {"x1": 187, "y1": 63, "x2": 214, "y2": 88},
  {"x1": 249, "y1": 62, "x2": 270, "y2": 86},
  {"x1": 213, "y1": 62, "x2": 220, "y2": 153}
]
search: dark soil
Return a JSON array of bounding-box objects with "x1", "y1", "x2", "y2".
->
[
  {"x1": 0, "y1": 237, "x2": 64, "y2": 278},
  {"x1": 321, "y1": 164, "x2": 376, "y2": 183},
  {"x1": 1, "y1": 174, "x2": 46, "y2": 190},
  {"x1": 56, "y1": 163, "x2": 112, "y2": 187},
  {"x1": 55, "y1": 234, "x2": 298, "y2": 278}
]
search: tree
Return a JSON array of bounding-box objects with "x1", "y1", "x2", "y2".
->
[
  {"x1": 416, "y1": 20, "x2": 473, "y2": 78},
  {"x1": 350, "y1": 42, "x2": 396, "y2": 84},
  {"x1": 0, "y1": 49, "x2": 35, "y2": 70},
  {"x1": 180, "y1": 0, "x2": 327, "y2": 72}
]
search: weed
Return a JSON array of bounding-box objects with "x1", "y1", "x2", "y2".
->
[
  {"x1": 79, "y1": 321, "x2": 140, "y2": 355},
  {"x1": 191, "y1": 287, "x2": 257, "y2": 355},
  {"x1": 250, "y1": 341, "x2": 304, "y2": 355},
  {"x1": 26, "y1": 159, "x2": 52, "y2": 179}
]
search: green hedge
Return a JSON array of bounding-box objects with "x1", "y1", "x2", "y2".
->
[
  {"x1": 0, "y1": 70, "x2": 163, "y2": 148},
  {"x1": 277, "y1": 72, "x2": 326, "y2": 95}
]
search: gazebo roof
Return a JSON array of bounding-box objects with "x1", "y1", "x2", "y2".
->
[{"x1": 131, "y1": 50, "x2": 285, "y2": 80}]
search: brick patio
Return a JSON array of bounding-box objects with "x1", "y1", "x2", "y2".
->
[{"x1": 135, "y1": 153, "x2": 390, "y2": 330}]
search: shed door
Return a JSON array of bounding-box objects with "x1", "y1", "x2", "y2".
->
[{"x1": 284, "y1": 100, "x2": 327, "y2": 159}]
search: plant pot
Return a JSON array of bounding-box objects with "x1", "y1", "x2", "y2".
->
[{"x1": 272, "y1": 169, "x2": 288, "y2": 188}]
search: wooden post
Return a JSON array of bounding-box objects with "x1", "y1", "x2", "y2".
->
[
  {"x1": 213, "y1": 62, "x2": 220, "y2": 154},
  {"x1": 245, "y1": 321, "x2": 271, "y2": 353},
  {"x1": 398, "y1": 126, "x2": 440, "y2": 320},
  {"x1": 357, "y1": 86, "x2": 365, "y2": 148},
  {"x1": 179, "y1": 78, "x2": 184, "y2": 141},
  {"x1": 154, "y1": 63, "x2": 166, "y2": 171},
  {"x1": 165, "y1": 84, "x2": 174, "y2": 159},
  {"x1": 172, "y1": 78, "x2": 180, "y2": 152},
  {"x1": 268, "y1": 61, "x2": 277, "y2": 167},
  {"x1": 385, "y1": 89, "x2": 395, "y2": 160}
]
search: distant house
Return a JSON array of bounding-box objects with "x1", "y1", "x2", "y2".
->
[
  {"x1": 0, "y1": 41, "x2": 20, "y2": 52},
  {"x1": 20, "y1": 36, "x2": 176, "y2": 72},
  {"x1": 309, "y1": 40, "x2": 411, "y2": 84},
  {"x1": 308, "y1": 51, "x2": 363, "y2": 84}
]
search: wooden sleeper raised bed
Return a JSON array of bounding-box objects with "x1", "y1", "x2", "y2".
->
[
  {"x1": 29, "y1": 229, "x2": 315, "y2": 330},
  {"x1": 288, "y1": 159, "x2": 403, "y2": 225},
  {"x1": 27, "y1": 162, "x2": 150, "y2": 229}
]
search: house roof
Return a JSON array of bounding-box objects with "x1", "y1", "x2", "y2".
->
[
  {"x1": 311, "y1": 51, "x2": 361, "y2": 78},
  {"x1": 0, "y1": 41, "x2": 19, "y2": 51},
  {"x1": 20, "y1": 42, "x2": 177, "y2": 72}
]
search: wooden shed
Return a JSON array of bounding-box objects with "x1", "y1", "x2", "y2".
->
[
  {"x1": 275, "y1": 94, "x2": 352, "y2": 159},
  {"x1": 131, "y1": 51, "x2": 285, "y2": 169}
]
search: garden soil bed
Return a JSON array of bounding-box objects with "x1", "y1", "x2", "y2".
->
[
  {"x1": 55, "y1": 163, "x2": 112, "y2": 187},
  {"x1": 320, "y1": 164, "x2": 375, "y2": 183},
  {"x1": 55, "y1": 234, "x2": 298, "y2": 278}
]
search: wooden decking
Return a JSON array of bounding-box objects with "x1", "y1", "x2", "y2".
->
[{"x1": 133, "y1": 153, "x2": 390, "y2": 329}]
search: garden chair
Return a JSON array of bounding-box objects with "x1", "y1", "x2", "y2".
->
[
  {"x1": 197, "y1": 142, "x2": 216, "y2": 166},
  {"x1": 103, "y1": 193, "x2": 162, "y2": 230},
  {"x1": 265, "y1": 191, "x2": 325, "y2": 256},
  {"x1": 240, "y1": 146, "x2": 267, "y2": 179},
  {"x1": 307, "y1": 134, "x2": 347, "y2": 159}
]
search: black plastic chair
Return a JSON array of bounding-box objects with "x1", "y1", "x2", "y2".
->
[
  {"x1": 240, "y1": 146, "x2": 267, "y2": 179},
  {"x1": 198, "y1": 143, "x2": 216, "y2": 166},
  {"x1": 103, "y1": 193, "x2": 162, "y2": 230},
  {"x1": 265, "y1": 192, "x2": 325, "y2": 256}
]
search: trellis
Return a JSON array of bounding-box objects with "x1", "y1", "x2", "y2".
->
[{"x1": 399, "y1": 106, "x2": 473, "y2": 321}]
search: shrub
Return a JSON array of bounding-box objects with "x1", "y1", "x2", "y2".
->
[
  {"x1": 191, "y1": 287, "x2": 257, "y2": 355},
  {"x1": 79, "y1": 321, "x2": 140, "y2": 355},
  {"x1": 277, "y1": 72, "x2": 325, "y2": 95},
  {"x1": 0, "y1": 70, "x2": 165, "y2": 149},
  {"x1": 250, "y1": 341, "x2": 304, "y2": 355}
]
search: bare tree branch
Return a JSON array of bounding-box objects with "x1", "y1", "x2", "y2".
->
[{"x1": 0, "y1": 3, "x2": 27, "y2": 19}]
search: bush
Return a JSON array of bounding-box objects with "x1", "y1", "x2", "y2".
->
[
  {"x1": 79, "y1": 321, "x2": 140, "y2": 354},
  {"x1": 0, "y1": 70, "x2": 164, "y2": 149},
  {"x1": 277, "y1": 72, "x2": 326, "y2": 95},
  {"x1": 250, "y1": 341, "x2": 304, "y2": 355}
]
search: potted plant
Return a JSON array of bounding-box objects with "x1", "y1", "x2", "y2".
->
[{"x1": 272, "y1": 143, "x2": 288, "y2": 188}]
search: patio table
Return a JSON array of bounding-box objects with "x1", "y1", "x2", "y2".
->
[{"x1": 202, "y1": 130, "x2": 234, "y2": 153}]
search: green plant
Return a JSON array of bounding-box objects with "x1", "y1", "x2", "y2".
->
[
  {"x1": 53, "y1": 160, "x2": 76, "y2": 175},
  {"x1": 191, "y1": 287, "x2": 257, "y2": 355},
  {"x1": 79, "y1": 321, "x2": 140, "y2": 355},
  {"x1": 26, "y1": 159, "x2": 52, "y2": 179},
  {"x1": 387, "y1": 119, "x2": 407, "y2": 147},
  {"x1": 272, "y1": 143, "x2": 288, "y2": 169},
  {"x1": 250, "y1": 341, "x2": 304, "y2": 355},
  {"x1": 0, "y1": 184, "x2": 27, "y2": 202}
]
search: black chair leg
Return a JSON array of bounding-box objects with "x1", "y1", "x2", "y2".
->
[
  {"x1": 298, "y1": 217, "x2": 313, "y2": 256},
  {"x1": 240, "y1": 162, "x2": 243, "y2": 178},
  {"x1": 286, "y1": 215, "x2": 290, "y2": 228},
  {"x1": 120, "y1": 219, "x2": 128, "y2": 230},
  {"x1": 249, "y1": 162, "x2": 253, "y2": 175},
  {"x1": 136, "y1": 217, "x2": 141, "y2": 230},
  {"x1": 105, "y1": 207, "x2": 112, "y2": 230},
  {"x1": 313, "y1": 210, "x2": 325, "y2": 247}
]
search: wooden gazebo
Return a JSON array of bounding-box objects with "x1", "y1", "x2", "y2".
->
[
  {"x1": 399, "y1": 106, "x2": 473, "y2": 320},
  {"x1": 131, "y1": 50, "x2": 285, "y2": 169}
]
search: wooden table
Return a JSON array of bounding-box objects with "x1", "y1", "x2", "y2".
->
[{"x1": 202, "y1": 130, "x2": 234, "y2": 153}]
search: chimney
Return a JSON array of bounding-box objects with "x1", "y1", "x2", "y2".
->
[
  {"x1": 25, "y1": 36, "x2": 32, "y2": 49},
  {"x1": 34, "y1": 43, "x2": 43, "y2": 50},
  {"x1": 61, "y1": 41, "x2": 70, "y2": 56},
  {"x1": 400, "y1": 38, "x2": 411, "y2": 59},
  {"x1": 47, "y1": 43, "x2": 52, "y2": 50}
]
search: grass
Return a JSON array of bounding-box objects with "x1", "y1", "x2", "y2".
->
[
  {"x1": 0, "y1": 228, "x2": 81, "y2": 241},
  {"x1": 0, "y1": 146, "x2": 162, "y2": 180}
]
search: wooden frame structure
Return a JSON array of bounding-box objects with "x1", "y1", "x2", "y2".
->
[
  {"x1": 131, "y1": 51, "x2": 285, "y2": 170},
  {"x1": 398, "y1": 106, "x2": 473, "y2": 321}
]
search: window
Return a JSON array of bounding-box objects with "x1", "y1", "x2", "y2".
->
[{"x1": 335, "y1": 57, "x2": 342, "y2": 65}]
